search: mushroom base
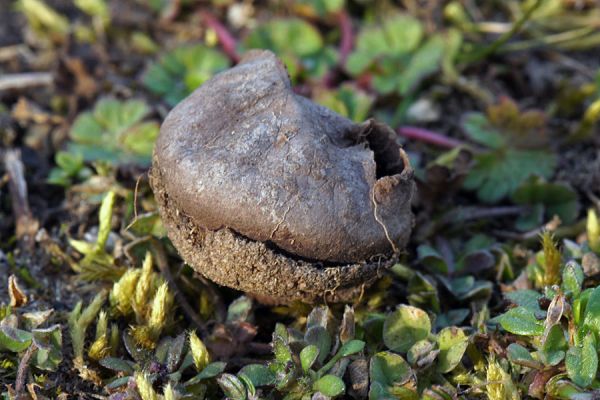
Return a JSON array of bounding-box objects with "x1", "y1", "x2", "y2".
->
[{"x1": 149, "y1": 163, "x2": 396, "y2": 304}]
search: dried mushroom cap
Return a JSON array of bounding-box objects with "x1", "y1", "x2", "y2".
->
[{"x1": 150, "y1": 50, "x2": 415, "y2": 303}]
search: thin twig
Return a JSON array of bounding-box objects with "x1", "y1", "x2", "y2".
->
[
  {"x1": 440, "y1": 205, "x2": 524, "y2": 225},
  {"x1": 15, "y1": 343, "x2": 37, "y2": 397},
  {"x1": 0, "y1": 72, "x2": 53, "y2": 91},
  {"x1": 2, "y1": 149, "x2": 39, "y2": 248},
  {"x1": 397, "y1": 126, "x2": 468, "y2": 149},
  {"x1": 151, "y1": 238, "x2": 209, "y2": 336},
  {"x1": 201, "y1": 11, "x2": 240, "y2": 63}
]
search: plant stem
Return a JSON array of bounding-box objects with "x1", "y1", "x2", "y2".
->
[
  {"x1": 397, "y1": 126, "x2": 467, "y2": 149},
  {"x1": 201, "y1": 11, "x2": 240, "y2": 63},
  {"x1": 338, "y1": 10, "x2": 353, "y2": 68},
  {"x1": 460, "y1": 0, "x2": 544, "y2": 63}
]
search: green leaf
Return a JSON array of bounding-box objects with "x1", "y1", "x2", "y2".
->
[
  {"x1": 436, "y1": 327, "x2": 468, "y2": 373},
  {"x1": 0, "y1": 326, "x2": 33, "y2": 352},
  {"x1": 188, "y1": 361, "x2": 227, "y2": 383},
  {"x1": 464, "y1": 149, "x2": 556, "y2": 203},
  {"x1": 417, "y1": 245, "x2": 448, "y2": 274},
  {"x1": 562, "y1": 261, "x2": 585, "y2": 298},
  {"x1": 300, "y1": 345, "x2": 319, "y2": 373},
  {"x1": 407, "y1": 272, "x2": 440, "y2": 313},
  {"x1": 583, "y1": 286, "x2": 600, "y2": 339},
  {"x1": 32, "y1": 325, "x2": 62, "y2": 371},
  {"x1": 245, "y1": 18, "x2": 323, "y2": 58},
  {"x1": 504, "y1": 290, "x2": 543, "y2": 315},
  {"x1": 313, "y1": 374, "x2": 345, "y2": 397},
  {"x1": 370, "y1": 351, "x2": 412, "y2": 386},
  {"x1": 498, "y1": 307, "x2": 544, "y2": 336},
  {"x1": 272, "y1": 323, "x2": 290, "y2": 362},
  {"x1": 243, "y1": 18, "x2": 330, "y2": 80},
  {"x1": 68, "y1": 98, "x2": 157, "y2": 165},
  {"x1": 346, "y1": 14, "x2": 423, "y2": 76},
  {"x1": 398, "y1": 34, "x2": 445, "y2": 95},
  {"x1": 406, "y1": 339, "x2": 436, "y2": 367},
  {"x1": 239, "y1": 364, "x2": 276, "y2": 387},
  {"x1": 383, "y1": 305, "x2": 431, "y2": 353},
  {"x1": 461, "y1": 113, "x2": 505, "y2": 149},
  {"x1": 144, "y1": 44, "x2": 229, "y2": 106},
  {"x1": 314, "y1": 84, "x2": 374, "y2": 123},
  {"x1": 337, "y1": 339, "x2": 365, "y2": 357},
  {"x1": 227, "y1": 296, "x2": 253, "y2": 323},
  {"x1": 122, "y1": 122, "x2": 159, "y2": 156},
  {"x1": 566, "y1": 333, "x2": 598, "y2": 388},
  {"x1": 541, "y1": 324, "x2": 567, "y2": 366},
  {"x1": 99, "y1": 357, "x2": 135, "y2": 374},
  {"x1": 305, "y1": 326, "x2": 332, "y2": 365},
  {"x1": 507, "y1": 343, "x2": 539, "y2": 368},
  {"x1": 217, "y1": 373, "x2": 247, "y2": 400},
  {"x1": 512, "y1": 179, "x2": 580, "y2": 230}
]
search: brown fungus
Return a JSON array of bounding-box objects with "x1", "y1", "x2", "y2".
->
[{"x1": 149, "y1": 50, "x2": 415, "y2": 303}]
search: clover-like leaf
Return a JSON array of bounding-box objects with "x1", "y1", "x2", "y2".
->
[
  {"x1": 239, "y1": 364, "x2": 276, "y2": 387},
  {"x1": 370, "y1": 351, "x2": 412, "y2": 387},
  {"x1": 65, "y1": 98, "x2": 159, "y2": 166},
  {"x1": 436, "y1": 327, "x2": 468, "y2": 373},
  {"x1": 144, "y1": 44, "x2": 230, "y2": 106},
  {"x1": 0, "y1": 325, "x2": 33, "y2": 352},
  {"x1": 383, "y1": 305, "x2": 431, "y2": 353},
  {"x1": 464, "y1": 148, "x2": 556, "y2": 203},
  {"x1": 313, "y1": 374, "x2": 345, "y2": 397},
  {"x1": 300, "y1": 345, "x2": 319, "y2": 373},
  {"x1": 244, "y1": 18, "x2": 332, "y2": 80},
  {"x1": 507, "y1": 343, "x2": 540, "y2": 369},
  {"x1": 346, "y1": 14, "x2": 423, "y2": 76}
]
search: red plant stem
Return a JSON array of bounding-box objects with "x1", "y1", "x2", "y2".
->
[
  {"x1": 397, "y1": 126, "x2": 467, "y2": 149},
  {"x1": 338, "y1": 10, "x2": 353, "y2": 68},
  {"x1": 201, "y1": 11, "x2": 240, "y2": 63},
  {"x1": 321, "y1": 10, "x2": 354, "y2": 88}
]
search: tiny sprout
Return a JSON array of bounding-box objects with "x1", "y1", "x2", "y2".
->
[
  {"x1": 148, "y1": 282, "x2": 174, "y2": 338},
  {"x1": 587, "y1": 209, "x2": 600, "y2": 252},
  {"x1": 135, "y1": 372, "x2": 159, "y2": 400},
  {"x1": 189, "y1": 331, "x2": 211, "y2": 372}
]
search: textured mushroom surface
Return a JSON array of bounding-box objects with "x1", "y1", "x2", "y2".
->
[{"x1": 150, "y1": 50, "x2": 415, "y2": 302}]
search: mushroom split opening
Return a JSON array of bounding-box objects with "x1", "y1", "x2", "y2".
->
[{"x1": 150, "y1": 50, "x2": 415, "y2": 303}]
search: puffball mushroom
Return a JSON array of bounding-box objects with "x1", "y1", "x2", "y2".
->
[{"x1": 149, "y1": 50, "x2": 415, "y2": 303}]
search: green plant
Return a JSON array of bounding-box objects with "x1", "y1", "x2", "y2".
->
[
  {"x1": 49, "y1": 98, "x2": 160, "y2": 186},
  {"x1": 143, "y1": 44, "x2": 230, "y2": 106},
  {"x1": 262, "y1": 306, "x2": 364, "y2": 399},
  {"x1": 492, "y1": 232, "x2": 600, "y2": 396},
  {"x1": 511, "y1": 178, "x2": 580, "y2": 231},
  {"x1": 346, "y1": 13, "x2": 460, "y2": 97},
  {"x1": 68, "y1": 190, "x2": 126, "y2": 281},
  {"x1": 244, "y1": 18, "x2": 336, "y2": 82},
  {"x1": 462, "y1": 98, "x2": 557, "y2": 203},
  {"x1": 313, "y1": 83, "x2": 374, "y2": 122},
  {"x1": 0, "y1": 309, "x2": 62, "y2": 374},
  {"x1": 47, "y1": 151, "x2": 93, "y2": 186}
]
